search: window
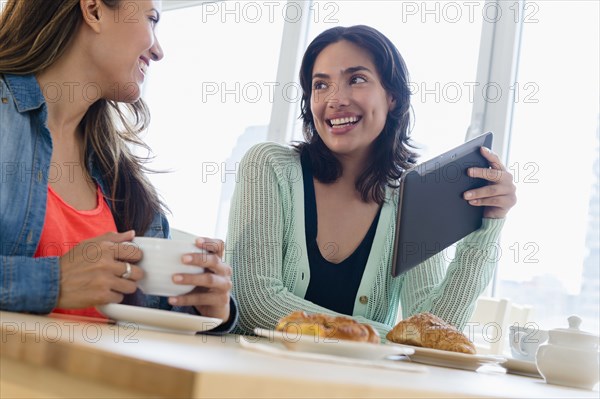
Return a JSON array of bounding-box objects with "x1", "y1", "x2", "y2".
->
[
  {"x1": 143, "y1": 2, "x2": 284, "y2": 237},
  {"x1": 497, "y1": 0, "x2": 600, "y2": 333}
]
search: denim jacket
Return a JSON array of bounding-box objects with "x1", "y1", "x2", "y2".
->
[{"x1": 0, "y1": 74, "x2": 236, "y2": 333}]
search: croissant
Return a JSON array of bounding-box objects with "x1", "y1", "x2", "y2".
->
[
  {"x1": 276, "y1": 311, "x2": 380, "y2": 344},
  {"x1": 386, "y1": 312, "x2": 476, "y2": 354}
]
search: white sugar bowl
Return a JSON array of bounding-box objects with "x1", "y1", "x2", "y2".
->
[{"x1": 536, "y1": 315, "x2": 600, "y2": 390}]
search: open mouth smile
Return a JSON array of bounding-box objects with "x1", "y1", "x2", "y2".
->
[{"x1": 327, "y1": 116, "x2": 362, "y2": 129}]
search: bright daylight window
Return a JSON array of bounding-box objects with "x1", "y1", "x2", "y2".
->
[
  {"x1": 497, "y1": 0, "x2": 600, "y2": 334},
  {"x1": 143, "y1": 1, "x2": 284, "y2": 238}
]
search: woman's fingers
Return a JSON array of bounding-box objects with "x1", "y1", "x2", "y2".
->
[
  {"x1": 195, "y1": 237, "x2": 225, "y2": 258},
  {"x1": 467, "y1": 147, "x2": 510, "y2": 182},
  {"x1": 57, "y1": 262, "x2": 134, "y2": 308},
  {"x1": 57, "y1": 231, "x2": 144, "y2": 309},
  {"x1": 172, "y1": 271, "x2": 233, "y2": 291},
  {"x1": 168, "y1": 270, "x2": 232, "y2": 321},
  {"x1": 114, "y1": 241, "x2": 143, "y2": 263},
  {"x1": 181, "y1": 252, "x2": 232, "y2": 277},
  {"x1": 467, "y1": 166, "x2": 507, "y2": 183},
  {"x1": 110, "y1": 261, "x2": 144, "y2": 281},
  {"x1": 466, "y1": 193, "x2": 516, "y2": 208},
  {"x1": 76, "y1": 234, "x2": 142, "y2": 265},
  {"x1": 109, "y1": 273, "x2": 140, "y2": 295},
  {"x1": 464, "y1": 147, "x2": 517, "y2": 219},
  {"x1": 169, "y1": 237, "x2": 233, "y2": 322},
  {"x1": 480, "y1": 146, "x2": 506, "y2": 170},
  {"x1": 464, "y1": 181, "x2": 513, "y2": 201},
  {"x1": 169, "y1": 283, "x2": 231, "y2": 322}
]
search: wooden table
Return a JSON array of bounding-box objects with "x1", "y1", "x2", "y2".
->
[{"x1": 1, "y1": 311, "x2": 598, "y2": 398}]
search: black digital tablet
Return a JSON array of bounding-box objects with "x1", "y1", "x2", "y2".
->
[{"x1": 391, "y1": 132, "x2": 493, "y2": 277}]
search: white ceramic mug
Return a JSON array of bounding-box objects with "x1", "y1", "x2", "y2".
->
[
  {"x1": 509, "y1": 324, "x2": 549, "y2": 362},
  {"x1": 131, "y1": 237, "x2": 205, "y2": 297}
]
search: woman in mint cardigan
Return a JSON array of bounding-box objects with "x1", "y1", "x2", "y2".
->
[{"x1": 226, "y1": 25, "x2": 516, "y2": 338}]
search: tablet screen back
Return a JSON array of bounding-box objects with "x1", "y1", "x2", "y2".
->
[{"x1": 391, "y1": 132, "x2": 493, "y2": 277}]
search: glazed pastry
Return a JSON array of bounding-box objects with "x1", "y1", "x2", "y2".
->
[
  {"x1": 276, "y1": 311, "x2": 380, "y2": 344},
  {"x1": 386, "y1": 312, "x2": 476, "y2": 354}
]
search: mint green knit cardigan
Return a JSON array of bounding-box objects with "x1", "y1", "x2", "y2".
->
[{"x1": 226, "y1": 142, "x2": 505, "y2": 337}]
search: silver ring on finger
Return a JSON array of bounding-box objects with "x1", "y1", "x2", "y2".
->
[{"x1": 121, "y1": 262, "x2": 132, "y2": 279}]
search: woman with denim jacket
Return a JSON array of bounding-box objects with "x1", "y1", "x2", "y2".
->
[{"x1": 0, "y1": 0, "x2": 236, "y2": 332}]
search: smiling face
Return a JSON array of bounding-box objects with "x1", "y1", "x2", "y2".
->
[
  {"x1": 310, "y1": 40, "x2": 394, "y2": 161},
  {"x1": 86, "y1": 0, "x2": 164, "y2": 102}
]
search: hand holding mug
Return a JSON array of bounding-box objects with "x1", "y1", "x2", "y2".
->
[
  {"x1": 57, "y1": 231, "x2": 143, "y2": 309},
  {"x1": 167, "y1": 237, "x2": 232, "y2": 323}
]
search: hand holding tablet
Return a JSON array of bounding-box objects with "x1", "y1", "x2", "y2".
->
[
  {"x1": 463, "y1": 145, "x2": 517, "y2": 219},
  {"x1": 391, "y1": 132, "x2": 513, "y2": 277}
]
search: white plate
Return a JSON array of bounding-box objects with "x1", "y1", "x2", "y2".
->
[
  {"x1": 502, "y1": 358, "x2": 542, "y2": 378},
  {"x1": 386, "y1": 343, "x2": 506, "y2": 371},
  {"x1": 254, "y1": 328, "x2": 414, "y2": 360},
  {"x1": 96, "y1": 304, "x2": 222, "y2": 335}
]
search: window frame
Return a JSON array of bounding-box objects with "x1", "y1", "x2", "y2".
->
[
  {"x1": 467, "y1": 0, "x2": 525, "y2": 166},
  {"x1": 468, "y1": 0, "x2": 525, "y2": 295}
]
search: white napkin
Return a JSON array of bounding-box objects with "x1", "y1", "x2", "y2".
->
[{"x1": 239, "y1": 336, "x2": 427, "y2": 373}]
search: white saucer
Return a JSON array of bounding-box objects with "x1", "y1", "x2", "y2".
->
[
  {"x1": 386, "y1": 343, "x2": 506, "y2": 371},
  {"x1": 96, "y1": 304, "x2": 222, "y2": 335},
  {"x1": 254, "y1": 328, "x2": 414, "y2": 360},
  {"x1": 502, "y1": 357, "x2": 542, "y2": 378}
]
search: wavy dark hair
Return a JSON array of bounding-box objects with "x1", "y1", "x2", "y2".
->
[
  {"x1": 296, "y1": 25, "x2": 418, "y2": 204},
  {"x1": 0, "y1": 0, "x2": 166, "y2": 233}
]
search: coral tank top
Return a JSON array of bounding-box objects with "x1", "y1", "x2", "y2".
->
[{"x1": 35, "y1": 185, "x2": 118, "y2": 319}]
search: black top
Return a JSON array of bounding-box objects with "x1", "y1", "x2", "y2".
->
[{"x1": 301, "y1": 151, "x2": 381, "y2": 315}]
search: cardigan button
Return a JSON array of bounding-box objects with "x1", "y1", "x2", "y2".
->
[
  {"x1": 359, "y1": 295, "x2": 368, "y2": 305},
  {"x1": 1, "y1": 98, "x2": 8, "y2": 104}
]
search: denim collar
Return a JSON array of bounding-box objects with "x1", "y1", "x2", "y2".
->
[
  {"x1": 3, "y1": 74, "x2": 45, "y2": 113},
  {"x1": 3, "y1": 74, "x2": 112, "y2": 200}
]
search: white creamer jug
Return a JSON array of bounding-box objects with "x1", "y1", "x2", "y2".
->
[{"x1": 536, "y1": 315, "x2": 600, "y2": 390}]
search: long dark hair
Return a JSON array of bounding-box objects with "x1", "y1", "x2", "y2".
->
[
  {"x1": 296, "y1": 25, "x2": 418, "y2": 204},
  {"x1": 0, "y1": 0, "x2": 166, "y2": 233}
]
